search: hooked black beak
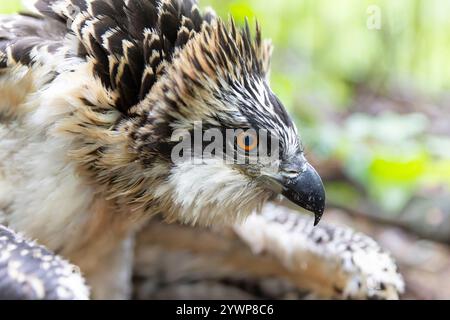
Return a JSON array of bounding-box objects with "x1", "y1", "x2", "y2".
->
[{"x1": 281, "y1": 163, "x2": 326, "y2": 226}]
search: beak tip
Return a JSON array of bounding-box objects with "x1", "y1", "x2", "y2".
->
[
  {"x1": 314, "y1": 211, "x2": 324, "y2": 226},
  {"x1": 281, "y1": 163, "x2": 326, "y2": 227}
]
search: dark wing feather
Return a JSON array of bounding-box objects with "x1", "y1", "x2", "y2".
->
[
  {"x1": 1, "y1": 0, "x2": 216, "y2": 113},
  {"x1": 0, "y1": 14, "x2": 66, "y2": 68},
  {"x1": 0, "y1": 225, "x2": 89, "y2": 300},
  {"x1": 31, "y1": 0, "x2": 217, "y2": 114}
]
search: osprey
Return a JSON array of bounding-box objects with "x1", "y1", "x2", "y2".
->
[{"x1": 0, "y1": 0, "x2": 325, "y2": 298}]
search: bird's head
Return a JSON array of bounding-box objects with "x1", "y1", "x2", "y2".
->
[{"x1": 130, "y1": 19, "x2": 325, "y2": 226}]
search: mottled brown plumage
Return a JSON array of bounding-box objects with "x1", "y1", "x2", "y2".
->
[{"x1": 0, "y1": 0, "x2": 354, "y2": 299}]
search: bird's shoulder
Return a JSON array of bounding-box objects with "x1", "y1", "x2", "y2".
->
[
  {"x1": 0, "y1": 12, "x2": 66, "y2": 67},
  {"x1": 0, "y1": 0, "x2": 217, "y2": 115}
]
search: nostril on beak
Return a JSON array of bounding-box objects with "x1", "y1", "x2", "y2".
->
[
  {"x1": 280, "y1": 161, "x2": 306, "y2": 178},
  {"x1": 281, "y1": 163, "x2": 326, "y2": 226},
  {"x1": 283, "y1": 168, "x2": 301, "y2": 177}
]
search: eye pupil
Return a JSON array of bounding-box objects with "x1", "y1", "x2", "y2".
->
[{"x1": 237, "y1": 132, "x2": 258, "y2": 152}]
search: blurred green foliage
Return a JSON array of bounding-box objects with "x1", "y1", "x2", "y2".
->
[
  {"x1": 2, "y1": 0, "x2": 450, "y2": 215},
  {"x1": 0, "y1": 2, "x2": 22, "y2": 14},
  {"x1": 311, "y1": 112, "x2": 450, "y2": 212},
  {"x1": 205, "y1": 0, "x2": 450, "y2": 102}
]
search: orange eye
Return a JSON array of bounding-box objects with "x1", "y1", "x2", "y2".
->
[{"x1": 237, "y1": 131, "x2": 258, "y2": 152}]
